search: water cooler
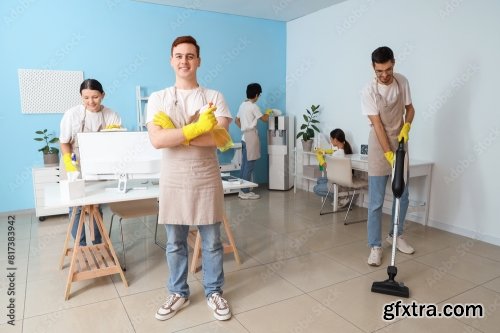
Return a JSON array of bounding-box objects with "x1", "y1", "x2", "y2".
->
[{"x1": 268, "y1": 116, "x2": 295, "y2": 190}]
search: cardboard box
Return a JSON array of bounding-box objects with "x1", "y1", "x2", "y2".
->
[
  {"x1": 59, "y1": 179, "x2": 85, "y2": 201},
  {"x1": 303, "y1": 165, "x2": 322, "y2": 179}
]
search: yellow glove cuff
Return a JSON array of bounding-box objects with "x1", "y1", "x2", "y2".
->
[
  {"x1": 63, "y1": 153, "x2": 77, "y2": 172},
  {"x1": 182, "y1": 123, "x2": 197, "y2": 143},
  {"x1": 384, "y1": 151, "x2": 395, "y2": 166},
  {"x1": 398, "y1": 122, "x2": 411, "y2": 143},
  {"x1": 182, "y1": 106, "x2": 217, "y2": 142}
]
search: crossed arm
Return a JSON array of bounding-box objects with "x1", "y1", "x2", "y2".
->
[{"x1": 147, "y1": 116, "x2": 231, "y2": 149}]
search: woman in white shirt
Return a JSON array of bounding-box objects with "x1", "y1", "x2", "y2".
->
[{"x1": 59, "y1": 79, "x2": 122, "y2": 246}]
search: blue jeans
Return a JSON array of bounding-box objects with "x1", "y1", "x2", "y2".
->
[
  {"x1": 165, "y1": 223, "x2": 224, "y2": 298},
  {"x1": 69, "y1": 206, "x2": 103, "y2": 246},
  {"x1": 240, "y1": 141, "x2": 256, "y2": 193},
  {"x1": 367, "y1": 175, "x2": 409, "y2": 248}
]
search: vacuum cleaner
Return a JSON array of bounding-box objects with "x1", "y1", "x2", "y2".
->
[{"x1": 371, "y1": 138, "x2": 410, "y2": 298}]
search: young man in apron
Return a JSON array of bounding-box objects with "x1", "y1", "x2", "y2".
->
[
  {"x1": 146, "y1": 36, "x2": 233, "y2": 321},
  {"x1": 59, "y1": 79, "x2": 122, "y2": 246},
  {"x1": 235, "y1": 83, "x2": 272, "y2": 199},
  {"x1": 361, "y1": 46, "x2": 415, "y2": 267}
]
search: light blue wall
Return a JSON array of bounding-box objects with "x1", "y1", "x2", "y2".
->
[{"x1": 0, "y1": 0, "x2": 286, "y2": 213}]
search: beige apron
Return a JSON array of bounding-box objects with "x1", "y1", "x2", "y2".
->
[
  {"x1": 158, "y1": 90, "x2": 224, "y2": 225},
  {"x1": 368, "y1": 77, "x2": 409, "y2": 176},
  {"x1": 59, "y1": 109, "x2": 106, "y2": 180},
  {"x1": 243, "y1": 128, "x2": 261, "y2": 161}
]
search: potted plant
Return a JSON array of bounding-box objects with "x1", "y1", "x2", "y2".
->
[
  {"x1": 296, "y1": 104, "x2": 320, "y2": 151},
  {"x1": 34, "y1": 129, "x2": 60, "y2": 165}
]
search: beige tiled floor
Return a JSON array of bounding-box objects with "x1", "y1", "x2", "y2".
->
[{"x1": 1, "y1": 189, "x2": 499, "y2": 332}]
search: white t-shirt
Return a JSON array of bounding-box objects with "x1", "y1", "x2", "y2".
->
[
  {"x1": 236, "y1": 100, "x2": 263, "y2": 141},
  {"x1": 332, "y1": 148, "x2": 345, "y2": 157},
  {"x1": 146, "y1": 86, "x2": 231, "y2": 126},
  {"x1": 59, "y1": 105, "x2": 122, "y2": 144},
  {"x1": 361, "y1": 73, "x2": 412, "y2": 117}
]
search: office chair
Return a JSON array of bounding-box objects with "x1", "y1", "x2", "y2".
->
[
  {"x1": 108, "y1": 198, "x2": 159, "y2": 270},
  {"x1": 319, "y1": 156, "x2": 368, "y2": 224}
]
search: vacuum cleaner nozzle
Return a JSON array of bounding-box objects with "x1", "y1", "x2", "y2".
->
[
  {"x1": 371, "y1": 266, "x2": 410, "y2": 298},
  {"x1": 371, "y1": 280, "x2": 409, "y2": 298}
]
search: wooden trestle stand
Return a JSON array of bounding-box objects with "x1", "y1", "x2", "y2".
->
[{"x1": 60, "y1": 204, "x2": 128, "y2": 300}]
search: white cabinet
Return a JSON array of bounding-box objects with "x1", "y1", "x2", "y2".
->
[
  {"x1": 32, "y1": 166, "x2": 68, "y2": 221},
  {"x1": 293, "y1": 148, "x2": 323, "y2": 193}
]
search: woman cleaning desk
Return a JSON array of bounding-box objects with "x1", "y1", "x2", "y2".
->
[{"x1": 59, "y1": 79, "x2": 122, "y2": 246}]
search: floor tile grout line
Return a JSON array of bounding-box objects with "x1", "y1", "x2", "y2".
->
[{"x1": 303, "y1": 290, "x2": 371, "y2": 333}]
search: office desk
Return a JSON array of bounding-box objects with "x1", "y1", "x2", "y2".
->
[
  {"x1": 348, "y1": 154, "x2": 433, "y2": 225},
  {"x1": 43, "y1": 178, "x2": 257, "y2": 299}
]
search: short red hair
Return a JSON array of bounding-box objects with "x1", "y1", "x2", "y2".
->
[{"x1": 171, "y1": 36, "x2": 200, "y2": 57}]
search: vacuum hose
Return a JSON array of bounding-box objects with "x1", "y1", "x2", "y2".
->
[{"x1": 391, "y1": 139, "x2": 406, "y2": 199}]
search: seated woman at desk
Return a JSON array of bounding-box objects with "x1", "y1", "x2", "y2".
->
[
  {"x1": 313, "y1": 128, "x2": 353, "y2": 205},
  {"x1": 59, "y1": 78, "x2": 122, "y2": 246}
]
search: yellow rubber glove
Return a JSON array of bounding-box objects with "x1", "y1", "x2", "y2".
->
[
  {"x1": 104, "y1": 124, "x2": 121, "y2": 129},
  {"x1": 314, "y1": 148, "x2": 333, "y2": 171},
  {"x1": 265, "y1": 108, "x2": 273, "y2": 116},
  {"x1": 153, "y1": 112, "x2": 175, "y2": 129},
  {"x1": 182, "y1": 104, "x2": 217, "y2": 142},
  {"x1": 316, "y1": 151, "x2": 326, "y2": 170},
  {"x1": 398, "y1": 122, "x2": 411, "y2": 143},
  {"x1": 212, "y1": 126, "x2": 234, "y2": 152},
  {"x1": 63, "y1": 152, "x2": 77, "y2": 172},
  {"x1": 384, "y1": 151, "x2": 395, "y2": 166},
  {"x1": 154, "y1": 111, "x2": 192, "y2": 145}
]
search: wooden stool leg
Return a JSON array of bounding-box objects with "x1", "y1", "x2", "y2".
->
[
  {"x1": 65, "y1": 207, "x2": 87, "y2": 300},
  {"x1": 60, "y1": 207, "x2": 77, "y2": 269},
  {"x1": 186, "y1": 217, "x2": 241, "y2": 274},
  {"x1": 190, "y1": 231, "x2": 202, "y2": 274},
  {"x1": 222, "y1": 215, "x2": 241, "y2": 264}
]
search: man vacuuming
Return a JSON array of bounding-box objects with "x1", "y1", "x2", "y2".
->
[{"x1": 361, "y1": 46, "x2": 416, "y2": 267}]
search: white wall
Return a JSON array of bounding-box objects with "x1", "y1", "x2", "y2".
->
[{"x1": 286, "y1": 0, "x2": 500, "y2": 245}]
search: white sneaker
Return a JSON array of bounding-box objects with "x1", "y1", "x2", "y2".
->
[
  {"x1": 155, "y1": 293, "x2": 189, "y2": 320},
  {"x1": 386, "y1": 235, "x2": 415, "y2": 254},
  {"x1": 238, "y1": 191, "x2": 260, "y2": 200},
  {"x1": 207, "y1": 293, "x2": 231, "y2": 320},
  {"x1": 367, "y1": 247, "x2": 383, "y2": 266}
]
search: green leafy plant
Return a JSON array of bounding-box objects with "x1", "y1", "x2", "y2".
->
[
  {"x1": 296, "y1": 104, "x2": 320, "y2": 141},
  {"x1": 34, "y1": 129, "x2": 59, "y2": 154}
]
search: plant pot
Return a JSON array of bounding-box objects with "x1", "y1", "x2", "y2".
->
[
  {"x1": 301, "y1": 140, "x2": 313, "y2": 152},
  {"x1": 43, "y1": 152, "x2": 59, "y2": 166}
]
